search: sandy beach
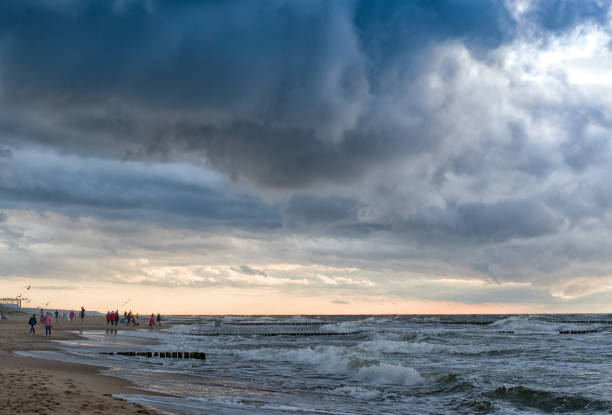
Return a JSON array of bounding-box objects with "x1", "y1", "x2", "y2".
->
[{"x1": 0, "y1": 314, "x2": 164, "y2": 415}]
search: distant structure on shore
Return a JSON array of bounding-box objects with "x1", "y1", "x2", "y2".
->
[{"x1": 0, "y1": 296, "x2": 29, "y2": 310}]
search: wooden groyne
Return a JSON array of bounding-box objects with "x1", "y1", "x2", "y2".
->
[
  {"x1": 550, "y1": 320, "x2": 612, "y2": 324},
  {"x1": 417, "y1": 320, "x2": 612, "y2": 326},
  {"x1": 411, "y1": 321, "x2": 494, "y2": 325},
  {"x1": 191, "y1": 331, "x2": 361, "y2": 337},
  {"x1": 258, "y1": 331, "x2": 360, "y2": 336},
  {"x1": 559, "y1": 329, "x2": 599, "y2": 335},
  {"x1": 101, "y1": 351, "x2": 206, "y2": 359},
  {"x1": 222, "y1": 322, "x2": 328, "y2": 326}
]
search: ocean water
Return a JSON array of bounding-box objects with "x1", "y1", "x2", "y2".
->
[{"x1": 18, "y1": 314, "x2": 612, "y2": 414}]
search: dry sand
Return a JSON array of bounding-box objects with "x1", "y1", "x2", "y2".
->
[{"x1": 0, "y1": 314, "x2": 166, "y2": 414}]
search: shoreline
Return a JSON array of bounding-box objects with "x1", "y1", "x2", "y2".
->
[{"x1": 0, "y1": 314, "x2": 170, "y2": 415}]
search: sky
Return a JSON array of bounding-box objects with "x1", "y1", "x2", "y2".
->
[{"x1": 2, "y1": 0, "x2": 612, "y2": 314}]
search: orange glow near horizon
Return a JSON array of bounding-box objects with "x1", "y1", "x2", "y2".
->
[{"x1": 1, "y1": 277, "x2": 592, "y2": 315}]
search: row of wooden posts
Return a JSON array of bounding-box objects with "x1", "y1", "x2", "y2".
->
[
  {"x1": 414, "y1": 320, "x2": 612, "y2": 326},
  {"x1": 101, "y1": 351, "x2": 206, "y2": 359},
  {"x1": 222, "y1": 322, "x2": 327, "y2": 326},
  {"x1": 193, "y1": 331, "x2": 361, "y2": 336},
  {"x1": 496, "y1": 330, "x2": 600, "y2": 335}
]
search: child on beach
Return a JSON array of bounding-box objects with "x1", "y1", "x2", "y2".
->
[
  {"x1": 69, "y1": 310, "x2": 75, "y2": 322},
  {"x1": 28, "y1": 314, "x2": 37, "y2": 335},
  {"x1": 43, "y1": 312, "x2": 52, "y2": 336}
]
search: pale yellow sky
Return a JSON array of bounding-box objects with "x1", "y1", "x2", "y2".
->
[{"x1": 1, "y1": 277, "x2": 592, "y2": 315}]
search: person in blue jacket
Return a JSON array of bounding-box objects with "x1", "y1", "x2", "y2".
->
[{"x1": 28, "y1": 314, "x2": 37, "y2": 335}]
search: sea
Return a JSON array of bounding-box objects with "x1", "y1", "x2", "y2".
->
[{"x1": 16, "y1": 314, "x2": 612, "y2": 414}]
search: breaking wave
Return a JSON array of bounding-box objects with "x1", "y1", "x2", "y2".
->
[{"x1": 238, "y1": 345, "x2": 424, "y2": 386}]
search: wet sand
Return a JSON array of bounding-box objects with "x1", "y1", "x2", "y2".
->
[{"x1": 0, "y1": 314, "x2": 166, "y2": 414}]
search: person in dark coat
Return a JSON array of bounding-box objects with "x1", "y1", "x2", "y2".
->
[{"x1": 28, "y1": 314, "x2": 37, "y2": 335}]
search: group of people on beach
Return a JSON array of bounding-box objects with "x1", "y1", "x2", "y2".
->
[
  {"x1": 25, "y1": 307, "x2": 161, "y2": 336},
  {"x1": 106, "y1": 310, "x2": 138, "y2": 326},
  {"x1": 106, "y1": 310, "x2": 162, "y2": 328},
  {"x1": 27, "y1": 307, "x2": 86, "y2": 336}
]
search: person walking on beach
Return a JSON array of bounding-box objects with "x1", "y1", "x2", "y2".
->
[
  {"x1": 114, "y1": 310, "x2": 119, "y2": 326},
  {"x1": 43, "y1": 312, "x2": 53, "y2": 336},
  {"x1": 80, "y1": 306, "x2": 85, "y2": 322},
  {"x1": 109, "y1": 310, "x2": 115, "y2": 326},
  {"x1": 149, "y1": 313, "x2": 155, "y2": 328},
  {"x1": 54, "y1": 310, "x2": 59, "y2": 320},
  {"x1": 69, "y1": 310, "x2": 75, "y2": 322},
  {"x1": 39, "y1": 308, "x2": 44, "y2": 320},
  {"x1": 157, "y1": 313, "x2": 162, "y2": 327},
  {"x1": 28, "y1": 314, "x2": 37, "y2": 335}
]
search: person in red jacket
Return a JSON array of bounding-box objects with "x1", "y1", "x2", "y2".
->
[{"x1": 149, "y1": 314, "x2": 155, "y2": 327}]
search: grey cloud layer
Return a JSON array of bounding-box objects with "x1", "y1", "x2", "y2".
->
[
  {"x1": 2, "y1": 0, "x2": 612, "y2": 296},
  {"x1": 0, "y1": 150, "x2": 279, "y2": 228}
]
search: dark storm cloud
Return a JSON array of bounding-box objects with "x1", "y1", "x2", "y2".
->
[
  {"x1": 173, "y1": 121, "x2": 402, "y2": 188},
  {"x1": 0, "y1": 0, "x2": 518, "y2": 188},
  {"x1": 353, "y1": 0, "x2": 517, "y2": 66},
  {"x1": 0, "y1": 0, "x2": 605, "y2": 191},
  {"x1": 283, "y1": 195, "x2": 361, "y2": 227},
  {"x1": 525, "y1": 0, "x2": 611, "y2": 33},
  {"x1": 405, "y1": 200, "x2": 563, "y2": 244},
  {"x1": 281, "y1": 198, "x2": 562, "y2": 247}
]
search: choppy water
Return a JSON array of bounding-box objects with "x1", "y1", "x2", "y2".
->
[{"x1": 18, "y1": 314, "x2": 612, "y2": 414}]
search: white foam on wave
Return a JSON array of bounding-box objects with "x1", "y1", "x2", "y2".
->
[
  {"x1": 239, "y1": 345, "x2": 348, "y2": 372},
  {"x1": 319, "y1": 321, "x2": 362, "y2": 332},
  {"x1": 329, "y1": 386, "x2": 382, "y2": 400},
  {"x1": 357, "y1": 363, "x2": 423, "y2": 386},
  {"x1": 490, "y1": 316, "x2": 562, "y2": 332},
  {"x1": 363, "y1": 338, "x2": 497, "y2": 356},
  {"x1": 363, "y1": 316, "x2": 390, "y2": 323},
  {"x1": 361, "y1": 339, "x2": 452, "y2": 354},
  {"x1": 238, "y1": 345, "x2": 424, "y2": 386},
  {"x1": 490, "y1": 316, "x2": 600, "y2": 333}
]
